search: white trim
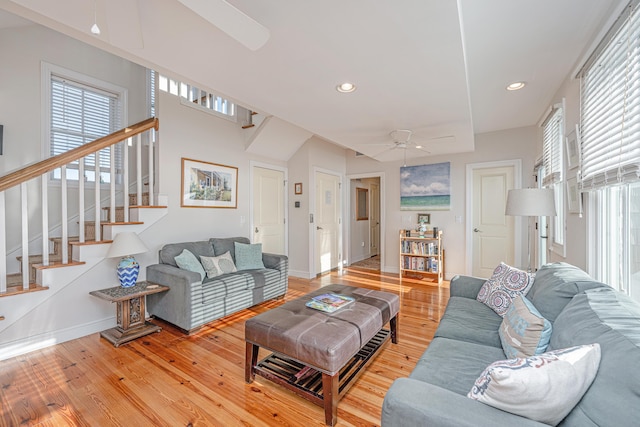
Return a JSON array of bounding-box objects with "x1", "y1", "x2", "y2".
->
[
  {"x1": 249, "y1": 161, "x2": 289, "y2": 256},
  {"x1": 346, "y1": 172, "x2": 386, "y2": 273},
  {"x1": 466, "y1": 159, "x2": 522, "y2": 275},
  {"x1": 0, "y1": 316, "x2": 115, "y2": 362},
  {"x1": 179, "y1": 97, "x2": 238, "y2": 122}
]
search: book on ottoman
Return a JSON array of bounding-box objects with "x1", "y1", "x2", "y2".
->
[{"x1": 305, "y1": 293, "x2": 355, "y2": 313}]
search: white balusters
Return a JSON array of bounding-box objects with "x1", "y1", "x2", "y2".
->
[
  {"x1": 41, "y1": 175, "x2": 49, "y2": 266},
  {"x1": 21, "y1": 182, "x2": 28, "y2": 289},
  {"x1": 110, "y1": 144, "x2": 116, "y2": 225},
  {"x1": 136, "y1": 133, "x2": 142, "y2": 206},
  {"x1": 78, "y1": 159, "x2": 85, "y2": 243},
  {"x1": 123, "y1": 138, "x2": 130, "y2": 221},
  {"x1": 60, "y1": 166, "x2": 68, "y2": 265},
  {"x1": 94, "y1": 150, "x2": 101, "y2": 241},
  {"x1": 148, "y1": 132, "x2": 154, "y2": 206}
]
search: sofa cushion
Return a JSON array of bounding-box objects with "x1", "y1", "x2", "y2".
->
[
  {"x1": 410, "y1": 337, "x2": 507, "y2": 396},
  {"x1": 210, "y1": 237, "x2": 250, "y2": 263},
  {"x1": 159, "y1": 241, "x2": 215, "y2": 267},
  {"x1": 174, "y1": 249, "x2": 206, "y2": 281},
  {"x1": 499, "y1": 295, "x2": 552, "y2": 358},
  {"x1": 200, "y1": 251, "x2": 237, "y2": 278},
  {"x1": 549, "y1": 287, "x2": 640, "y2": 426},
  {"x1": 477, "y1": 262, "x2": 534, "y2": 317},
  {"x1": 202, "y1": 271, "x2": 250, "y2": 303},
  {"x1": 526, "y1": 262, "x2": 606, "y2": 322},
  {"x1": 434, "y1": 296, "x2": 503, "y2": 348},
  {"x1": 234, "y1": 242, "x2": 266, "y2": 270},
  {"x1": 468, "y1": 344, "x2": 601, "y2": 426}
]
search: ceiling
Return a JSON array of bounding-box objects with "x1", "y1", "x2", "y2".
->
[{"x1": 0, "y1": 0, "x2": 627, "y2": 162}]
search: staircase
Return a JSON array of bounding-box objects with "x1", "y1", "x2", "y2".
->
[{"x1": 0, "y1": 118, "x2": 165, "y2": 355}]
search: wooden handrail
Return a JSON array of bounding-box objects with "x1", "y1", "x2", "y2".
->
[{"x1": 0, "y1": 117, "x2": 158, "y2": 193}]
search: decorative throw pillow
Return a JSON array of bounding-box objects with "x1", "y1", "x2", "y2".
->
[
  {"x1": 174, "y1": 249, "x2": 206, "y2": 281},
  {"x1": 468, "y1": 344, "x2": 601, "y2": 426},
  {"x1": 200, "y1": 251, "x2": 237, "y2": 278},
  {"x1": 234, "y1": 242, "x2": 266, "y2": 270},
  {"x1": 499, "y1": 295, "x2": 552, "y2": 358},
  {"x1": 477, "y1": 262, "x2": 535, "y2": 317}
]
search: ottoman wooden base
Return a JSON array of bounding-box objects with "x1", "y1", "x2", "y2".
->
[{"x1": 246, "y1": 328, "x2": 392, "y2": 426}]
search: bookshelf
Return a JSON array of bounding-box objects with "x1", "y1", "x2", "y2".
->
[{"x1": 399, "y1": 229, "x2": 443, "y2": 283}]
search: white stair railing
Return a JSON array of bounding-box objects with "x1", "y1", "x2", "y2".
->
[{"x1": 0, "y1": 117, "x2": 158, "y2": 294}]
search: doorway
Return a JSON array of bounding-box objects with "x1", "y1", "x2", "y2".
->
[
  {"x1": 251, "y1": 163, "x2": 287, "y2": 255},
  {"x1": 347, "y1": 173, "x2": 385, "y2": 272},
  {"x1": 466, "y1": 160, "x2": 521, "y2": 276}
]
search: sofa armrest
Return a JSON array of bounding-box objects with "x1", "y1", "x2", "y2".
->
[
  {"x1": 449, "y1": 275, "x2": 487, "y2": 299},
  {"x1": 382, "y1": 378, "x2": 546, "y2": 427},
  {"x1": 146, "y1": 264, "x2": 203, "y2": 330},
  {"x1": 262, "y1": 253, "x2": 288, "y2": 271}
]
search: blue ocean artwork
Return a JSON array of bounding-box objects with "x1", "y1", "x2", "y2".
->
[{"x1": 400, "y1": 162, "x2": 451, "y2": 210}]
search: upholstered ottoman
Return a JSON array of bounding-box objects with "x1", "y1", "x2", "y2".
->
[{"x1": 245, "y1": 284, "x2": 399, "y2": 426}]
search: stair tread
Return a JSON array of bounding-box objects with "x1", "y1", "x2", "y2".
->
[
  {"x1": 17, "y1": 253, "x2": 62, "y2": 262},
  {"x1": 33, "y1": 260, "x2": 85, "y2": 270},
  {"x1": 1, "y1": 279, "x2": 48, "y2": 297}
]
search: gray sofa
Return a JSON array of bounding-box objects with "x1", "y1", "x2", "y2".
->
[
  {"x1": 146, "y1": 237, "x2": 288, "y2": 333},
  {"x1": 382, "y1": 262, "x2": 640, "y2": 426}
]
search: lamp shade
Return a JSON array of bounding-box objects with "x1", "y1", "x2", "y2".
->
[
  {"x1": 505, "y1": 188, "x2": 556, "y2": 217},
  {"x1": 106, "y1": 232, "x2": 148, "y2": 258}
]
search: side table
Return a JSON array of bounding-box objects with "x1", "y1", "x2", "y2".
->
[{"x1": 90, "y1": 281, "x2": 169, "y2": 347}]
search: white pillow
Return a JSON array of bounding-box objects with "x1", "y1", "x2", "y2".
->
[
  {"x1": 200, "y1": 251, "x2": 237, "y2": 278},
  {"x1": 477, "y1": 262, "x2": 534, "y2": 317},
  {"x1": 468, "y1": 344, "x2": 601, "y2": 426}
]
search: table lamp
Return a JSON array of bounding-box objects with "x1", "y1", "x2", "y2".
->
[
  {"x1": 105, "y1": 232, "x2": 149, "y2": 287},
  {"x1": 505, "y1": 188, "x2": 556, "y2": 272}
]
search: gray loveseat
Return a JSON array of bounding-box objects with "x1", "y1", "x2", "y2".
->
[
  {"x1": 146, "y1": 237, "x2": 288, "y2": 333},
  {"x1": 382, "y1": 262, "x2": 640, "y2": 426}
]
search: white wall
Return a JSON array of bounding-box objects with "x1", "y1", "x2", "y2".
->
[
  {"x1": 0, "y1": 24, "x2": 148, "y2": 257},
  {"x1": 346, "y1": 126, "x2": 538, "y2": 278}
]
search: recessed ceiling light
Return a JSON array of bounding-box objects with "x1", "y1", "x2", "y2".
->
[
  {"x1": 506, "y1": 81, "x2": 526, "y2": 91},
  {"x1": 336, "y1": 82, "x2": 356, "y2": 93}
]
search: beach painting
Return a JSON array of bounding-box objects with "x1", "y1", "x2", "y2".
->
[{"x1": 400, "y1": 162, "x2": 451, "y2": 210}]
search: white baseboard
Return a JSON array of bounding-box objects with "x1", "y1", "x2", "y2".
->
[
  {"x1": 0, "y1": 316, "x2": 115, "y2": 361},
  {"x1": 288, "y1": 270, "x2": 312, "y2": 279}
]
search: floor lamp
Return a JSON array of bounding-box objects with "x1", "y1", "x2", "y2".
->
[{"x1": 505, "y1": 188, "x2": 556, "y2": 272}]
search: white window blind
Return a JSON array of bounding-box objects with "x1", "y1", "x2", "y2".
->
[
  {"x1": 580, "y1": 2, "x2": 640, "y2": 190},
  {"x1": 50, "y1": 75, "x2": 122, "y2": 174},
  {"x1": 542, "y1": 106, "x2": 564, "y2": 186}
]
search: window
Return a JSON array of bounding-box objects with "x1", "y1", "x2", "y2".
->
[
  {"x1": 580, "y1": 1, "x2": 640, "y2": 302},
  {"x1": 158, "y1": 74, "x2": 235, "y2": 120},
  {"x1": 541, "y1": 104, "x2": 564, "y2": 250},
  {"x1": 44, "y1": 63, "x2": 126, "y2": 184}
]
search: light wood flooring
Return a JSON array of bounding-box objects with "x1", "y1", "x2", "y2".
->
[{"x1": 1, "y1": 267, "x2": 449, "y2": 427}]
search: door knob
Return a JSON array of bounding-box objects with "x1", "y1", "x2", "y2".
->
[
  {"x1": 474, "y1": 228, "x2": 482, "y2": 233},
  {"x1": 255, "y1": 227, "x2": 259, "y2": 233},
  {"x1": 317, "y1": 226, "x2": 323, "y2": 230}
]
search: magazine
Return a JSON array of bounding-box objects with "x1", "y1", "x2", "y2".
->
[{"x1": 305, "y1": 293, "x2": 355, "y2": 313}]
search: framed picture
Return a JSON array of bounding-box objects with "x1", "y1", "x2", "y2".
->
[
  {"x1": 181, "y1": 157, "x2": 238, "y2": 208},
  {"x1": 400, "y1": 162, "x2": 451, "y2": 210},
  {"x1": 566, "y1": 125, "x2": 580, "y2": 170},
  {"x1": 566, "y1": 176, "x2": 581, "y2": 214},
  {"x1": 417, "y1": 213, "x2": 431, "y2": 224},
  {"x1": 294, "y1": 182, "x2": 303, "y2": 195}
]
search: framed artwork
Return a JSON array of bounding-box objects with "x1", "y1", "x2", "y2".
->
[
  {"x1": 356, "y1": 187, "x2": 369, "y2": 220},
  {"x1": 400, "y1": 162, "x2": 451, "y2": 210},
  {"x1": 417, "y1": 213, "x2": 431, "y2": 224},
  {"x1": 181, "y1": 157, "x2": 238, "y2": 208},
  {"x1": 566, "y1": 176, "x2": 581, "y2": 214},
  {"x1": 294, "y1": 182, "x2": 303, "y2": 195},
  {"x1": 566, "y1": 125, "x2": 580, "y2": 170}
]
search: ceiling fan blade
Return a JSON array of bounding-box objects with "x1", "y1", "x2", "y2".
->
[{"x1": 176, "y1": 0, "x2": 270, "y2": 51}]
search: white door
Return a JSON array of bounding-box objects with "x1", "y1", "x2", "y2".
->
[
  {"x1": 315, "y1": 172, "x2": 341, "y2": 274},
  {"x1": 252, "y1": 166, "x2": 285, "y2": 254},
  {"x1": 370, "y1": 182, "x2": 380, "y2": 256},
  {"x1": 472, "y1": 166, "x2": 515, "y2": 277}
]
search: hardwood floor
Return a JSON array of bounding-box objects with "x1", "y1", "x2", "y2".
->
[{"x1": 1, "y1": 267, "x2": 449, "y2": 427}]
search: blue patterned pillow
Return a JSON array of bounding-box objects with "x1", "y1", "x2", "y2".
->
[
  {"x1": 174, "y1": 249, "x2": 206, "y2": 280},
  {"x1": 477, "y1": 262, "x2": 534, "y2": 317},
  {"x1": 468, "y1": 344, "x2": 601, "y2": 426},
  {"x1": 234, "y1": 242, "x2": 265, "y2": 270},
  {"x1": 499, "y1": 295, "x2": 552, "y2": 358}
]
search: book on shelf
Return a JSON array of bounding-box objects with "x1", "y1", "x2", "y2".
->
[{"x1": 305, "y1": 293, "x2": 355, "y2": 313}]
